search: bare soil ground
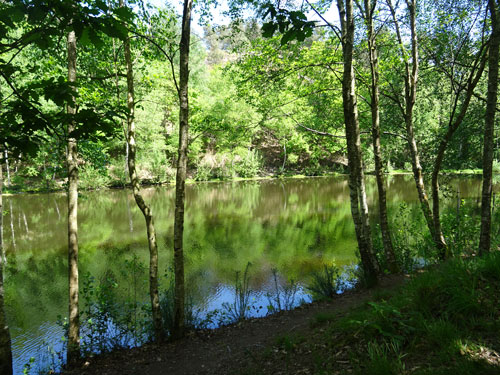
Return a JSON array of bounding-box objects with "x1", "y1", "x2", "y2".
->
[{"x1": 64, "y1": 275, "x2": 406, "y2": 375}]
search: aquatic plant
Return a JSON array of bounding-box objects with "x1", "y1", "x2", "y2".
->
[
  {"x1": 221, "y1": 262, "x2": 253, "y2": 322},
  {"x1": 266, "y1": 268, "x2": 299, "y2": 313},
  {"x1": 306, "y1": 264, "x2": 343, "y2": 301}
]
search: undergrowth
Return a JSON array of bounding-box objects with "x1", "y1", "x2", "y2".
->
[{"x1": 252, "y1": 252, "x2": 500, "y2": 375}]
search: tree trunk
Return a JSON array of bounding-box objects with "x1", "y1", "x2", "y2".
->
[
  {"x1": 387, "y1": 0, "x2": 446, "y2": 255},
  {"x1": 364, "y1": 0, "x2": 398, "y2": 273},
  {"x1": 66, "y1": 29, "x2": 80, "y2": 366},
  {"x1": 3, "y1": 148, "x2": 10, "y2": 186},
  {"x1": 431, "y1": 49, "x2": 487, "y2": 259},
  {"x1": 173, "y1": 0, "x2": 193, "y2": 338},
  {"x1": 479, "y1": 0, "x2": 500, "y2": 255},
  {"x1": 8, "y1": 200, "x2": 14, "y2": 250},
  {"x1": 122, "y1": 6, "x2": 164, "y2": 341},
  {"x1": 338, "y1": 0, "x2": 379, "y2": 286},
  {"x1": 0, "y1": 162, "x2": 13, "y2": 375}
]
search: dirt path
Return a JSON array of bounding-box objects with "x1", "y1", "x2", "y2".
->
[{"x1": 65, "y1": 275, "x2": 406, "y2": 375}]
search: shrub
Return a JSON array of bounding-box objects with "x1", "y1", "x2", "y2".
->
[
  {"x1": 79, "y1": 164, "x2": 111, "y2": 190},
  {"x1": 221, "y1": 262, "x2": 253, "y2": 322},
  {"x1": 108, "y1": 158, "x2": 128, "y2": 187},
  {"x1": 307, "y1": 264, "x2": 343, "y2": 300},
  {"x1": 232, "y1": 149, "x2": 262, "y2": 178},
  {"x1": 266, "y1": 268, "x2": 299, "y2": 313}
]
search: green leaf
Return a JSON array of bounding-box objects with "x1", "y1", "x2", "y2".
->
[
  {"x1": 262, "y1": 22, "x2": 276, "y2": 38},
  {"x1": 281, "y1": 30, "x2": 296, "y2": 45}
]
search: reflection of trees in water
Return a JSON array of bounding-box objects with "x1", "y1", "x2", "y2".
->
[
  {"x1": 3, "y1": 176, "x2": 493, "y2": 256},
  {"x1": 5, "y1": 175, "x2": 498, "y2": 340}
]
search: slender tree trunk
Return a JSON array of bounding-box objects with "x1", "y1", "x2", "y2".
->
[
  {"x1": 363, "y1": 0, "x2": 398, "y2": 273},
  {"x1": 66, "y1": 29, "x2": 80, "y2": 366},
  {"x1": 3, "y1": 148, "x2": 10, "y2": 186},
  {"x1": 124, "y1": 139, "x2": 129, "y2": 178},
  {"x1": 14, "y1": 153, "x2": 20, "y2": 174},
  {"x1": 0, "y1": 162, "x2": 13, "y2": 375},
  {"x1": 8, "y1": 200, "x2": 14, "y2": 250},
  {"x1": 282, "y1": 143, "x2": 287, "y2": 172},
  {"x1": 405, "y1": 109, "x2": 440, "y2": 248},
  {"x1": 387, "y1": 0, "x2": 446, "y2": 254},
  {"x1": 173, "y1": 0, "x2": 193, "y2": 338},
  {"x1": 431, "y1": 50, "x2": 487, "y2": 259},
  {"x1": 338, "y1": 0, "x2": 379, "y2": 286},
  {"x1": 122, "y1": 6, "x2": 164, "y2": 341},
  {"x1": 479, "y1": 0, "x2": 500, "y2": 255},
  {"x1": 405, "y1": 0, "x2": 439, "y2": 248}
]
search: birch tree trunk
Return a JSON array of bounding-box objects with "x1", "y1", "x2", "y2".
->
[
  {"x1": 363, "y1": 0, "x2": 398, "y2": 273},
  {"x1": 173, "y1": 0, "x2": 193, "y2": 338},
  {"x1": 122, "y1": 3, "x2": 164, "y2": 340},
  {"x1": 66, "y1": 29, "x2": 80, "y2": 365},
  {"x1": 479, "y1": 0, "x2": 500, "y2": 255},
  {"x1": 338, "y1": 0, "x2": 380, "y2": 286},
  {"x1": 0, "y1": 162, "x2": 13, "y2": 375},
  {"x1": 3, "y1": 148, "x2": 9, "y2": 186},
  {"x1": 387, "y1": 0, "x2": 447, "y2": 256}
]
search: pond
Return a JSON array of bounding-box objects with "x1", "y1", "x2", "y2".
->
[{"x1": 2, "y1": 174, "x2": 496, "y2": 374}]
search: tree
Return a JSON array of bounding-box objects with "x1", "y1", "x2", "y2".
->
[
  {"x1": 121, "y1": 0, "x2": 164, "y2": 341},
  {"x1": 425, "y1": 1, "x2": 489, "y2": 259},
  {"x1": 0, "y1": 1, "x2": 131, "y2": 364},
  {"x1": 358, "y1": 0, "x2": 398, "y2": 273},
  {"x1": 65, "y1": 27, "x2": 80, "y2": 365},
  {"x1": 385, "y1": 0, "x2": 447, "y2": 256},
  {"x1": 173, "y1": 0, "x2": 193, "y2": 339},
  {"x1": 479, "y1": 0, "x2": 500, "y2": 255},
  {"x1": 337, "y1": 0, "x2": 380, "y2": 285}
]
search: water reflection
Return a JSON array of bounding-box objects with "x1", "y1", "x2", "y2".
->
[{"x1": 2, "y1": 175, "x2": 495, "y2": 374}]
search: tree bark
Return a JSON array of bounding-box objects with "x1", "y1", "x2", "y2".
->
[
  {"x1": 0, "y1": 161, "x2": 13, "y2": 375},
  {"x1": 66, "y1": 29, "x2": 80, "y2": 366},
  {"x1": 173, "y1": 0, "x2": 193, "y2": 338},
  {"x1": 338, "y1": 0, "x2": 380, "y2": 286},
  {"x1": 3, "y1": 148, "x2": 10, "y2": 186},
  {"x1": 479, "y1": 0, "x2": 500, "y2": 255},
  {"x1": 122, "y1": 5, "x2": 164, "y2": 341},
  {"x1": 363, "y1": 0, "x2": 398, "y2": 273}
]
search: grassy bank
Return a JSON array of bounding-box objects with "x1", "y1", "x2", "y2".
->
[
  {"x1": 5, "y1": 168, "x2": 496, "y2": 195},
  {"x1": 59, "y1": 253, "x2": 500, "y2": 375},
  {"x1": 3, "y1": 172, "x2": 346, "y2": 195},
  {"x1": 238, "y1": 253, "x2": 500, "y2": 375}
]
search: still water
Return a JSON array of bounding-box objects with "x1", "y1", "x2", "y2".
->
[{"x1": 2, "y1": 175, "x2": 494, "y2": 373}]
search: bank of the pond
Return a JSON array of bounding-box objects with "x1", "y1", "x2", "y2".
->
[
  {"x1": 64, "y1": 253, "x2": 500, "y2": 375},
  {"x1": 63, "y1": 274, "x2": 406, "y2": 375},
  {"x1": 2, "y1": 172, "x2": 345, "y2": 195},
  {"x1": 3, "y1": 169, "x2": 494, "y2": 196}
]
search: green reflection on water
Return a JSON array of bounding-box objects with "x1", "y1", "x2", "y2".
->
[{"x1": 2, "y1": 175, "x2": 495, "y2": 372}]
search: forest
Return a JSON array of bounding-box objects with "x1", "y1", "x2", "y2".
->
[{"x1": 0, "y1": 0, "x2": 499, "y2": 374}]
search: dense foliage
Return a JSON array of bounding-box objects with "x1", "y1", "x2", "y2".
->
[
  {"x1": 1, "y1": 0, "x2": 497, "y2": 192},
  {"x1": 1, "y1": 0, "x2": 500, "y2": 373}
]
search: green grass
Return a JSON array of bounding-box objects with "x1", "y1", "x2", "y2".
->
[
  {"x1": 387, "y1": 169, "x2": 413, "y2": 174},
  {"x1": 441, "y1": 169, "x2": 483, "y2": 175},
  {"x1": 332, "y1": 253, "x2": 500, "y2": 373},
  {"x1": 387, "y1": 169, "x2": 486, "y2": 175},
  {"x1": 244, "y1": 252, "x2": 500, "y2": 374}
]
